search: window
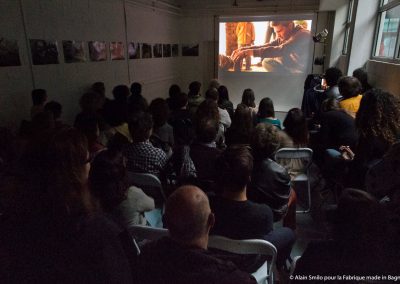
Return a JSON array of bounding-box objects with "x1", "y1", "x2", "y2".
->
[
  {"x1": 342, "y1": 0, "x2": 354, "y2": 55},
  {"x1": 373, "y1": 0, "x2": 400, "y2": 60}
]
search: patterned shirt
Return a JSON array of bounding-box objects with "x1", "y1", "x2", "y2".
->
[{"x1": 123, "y1": 141, "x2": 168, "y2": 177}]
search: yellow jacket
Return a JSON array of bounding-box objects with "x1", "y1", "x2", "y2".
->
[{"x1": 236, "y1": 22, "x2": 255, "y2": 45}]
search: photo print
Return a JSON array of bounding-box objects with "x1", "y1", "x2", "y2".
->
[
  {"x1": 163, "y1": 44, "x2": 171, "y2": 57},
  {"x1": 128, "y1": 42, "x2": 140, "y2": 59},
  {"x1": 0, "y1": 37, "x2": 21, "y2": 66},
  {"x1": 110, "y1": 42, "x2": 125, "y2": 60},
  {"x1": 62, "y1": 40, "x2": 86, "y2": 63},
  {"x1": 182, "y1": 44, "x2": 199, "y2": 56},
  {"x1": 30, "y1": 39, "x2": 59, "y2": 65},
  {"x1": 172, "y1": 44, "x2": 179, "y2": 57},
  {"x1": 153, "y1": 44, "x2": 162, "y2": 58},
  {"x1": 142, "y1": 43, "x2": 152, "y2": 58},
  {"x1": 88, "y1": 41, "x2": 107, "y2": 61}
]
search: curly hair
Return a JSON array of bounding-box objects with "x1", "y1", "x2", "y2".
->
[
  {"x1": 251, "y1": 123, "x2": 280, "y2": 160},
  {"x1": 356, "y1": 89, "x2": 400, "y2": 145},
  {"x1": 283, "y1": 108, "x2": 309, "y2": 146}
]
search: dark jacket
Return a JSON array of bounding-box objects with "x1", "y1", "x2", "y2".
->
[{"x1": 250, "y1": 158, "x2": 291, "y2": 221}]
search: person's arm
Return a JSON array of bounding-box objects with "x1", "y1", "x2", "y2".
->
[{"x1": 129, "y1": 186, "x2": 155, "y2": 212}]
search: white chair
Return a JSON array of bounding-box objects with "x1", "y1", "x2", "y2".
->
[
  {"x1": 275, "y1": 148, "x2": 313, "y2": 213},
  {"x1": 208, "y1": 235, "x2": 277, "y2": 284},
  {"x1": 128, "y1": 225, "x2": 276, "y2": 284},
  {"x1": 126, "y1": 172, "x2": 166, "y2": 227}
]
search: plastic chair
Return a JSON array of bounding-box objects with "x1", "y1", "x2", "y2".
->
[
  {"x1": 208, "y1": 235, "x2": 277, "y2": 284},
  {"x1": 275, "y1": 148, "x2": 313, "y2": 213}
]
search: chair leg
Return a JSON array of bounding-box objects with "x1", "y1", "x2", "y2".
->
[{"x1": 296, "y1": 179, "x2": 311, "y2": 214}]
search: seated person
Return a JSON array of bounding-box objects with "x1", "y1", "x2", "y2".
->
[
  {"x1": 323, "y1": 67, "x2": 343, "y2": 101},
  {"x1": 257, "y1": 97, "x2": 281, "y2": 129},
  {"x1": 133, "y1": 185, "x2": 257, "y2": 284},
  {"x1": 187, "y1": 81, "x2": 204, "y2": 116},
  {"x1": 249, "y1": 123, "x2": 294, "y2": 224},
  {"x1": 338, "y1": 76, "x2": 362, "y2": 118},
  {"x1": 44, "y1": 101, "x2": 66, "y2": 129},
  {"x1": 168, "y1": 92, "x2": 194, "y2": 146},
  {"x1": 30, "y1": 89, "x2": 47, "y2": 119},
  {"x1": 128, "y1": 82, "x2": 148, "y2": 113},
  {"x1": 123, "y1": 111, "x2": 167, "y2": 177},
  {"x1": 89, "y1": 149, "x2": 155, "y2": 229},
  {"x1": 205, "y1": 88, "x2": 231, "y2": 129},
  {"x1": 190, "y1": 118, "x2": 222, "y2": 186},
  {"x1": 225, "y1": 104, "x2": 254, "y2": 146},
  {"x1": 210, "y1": 145, "x2": 295, "y2": 270},
  {"x1": 293, "y1": 189, "x2": 397, "y2": 278}
]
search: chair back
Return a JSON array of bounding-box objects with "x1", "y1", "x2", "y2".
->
[
  {"x1": 126, "y1": 171, "x2": 166, "y2": 200},
  {"x1": 275, "y1": 147, "x2": 313, "y2": 166},
  {"x1": 208, "y1": 235, "x2": 277, "y2": 284}
]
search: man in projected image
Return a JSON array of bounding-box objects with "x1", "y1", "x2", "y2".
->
[
  {"x1": 231, "y1": 21, "x2": 311, "y2": 73},
  {"x1": 235, "y1": 22, "x2": 255, "y2": 70}
]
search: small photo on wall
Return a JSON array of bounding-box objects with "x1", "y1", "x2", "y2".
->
[
  {"x1": 153, "y1": 44, "x2": 162, "y2": 58},
  {"x1": 182, "y1": 44, "x2": 199, "y2": 57},
  {"x1": 142, "y1": 43, "x2": 152, "y2": 58},
  {"x1": 110, "y1": 42, "x2": 125, "y2": 60},
  {"x1": 0, "y1": 37, "x2": 21, "y2": 66},
  {"x1": 172, "y1": 44, "x2": 179, "y2": 57},
  {"x1": 128, "y1": 42, "x2": 140, "y2": 59},
  {"x1": 30, "y1": 39, "x2": 59, "y2": 65},
  {"x1": 88, "y1": 41, "x2": 107, "y2": 61},
  {"x1": 62, "y1": 40, "x2": 86, "y2": 63},
  {"x1": 163, "y1": 44, "x2": 171, "y2": 57}
]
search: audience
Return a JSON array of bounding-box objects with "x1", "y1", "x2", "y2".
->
[
  {"x1": 187, "y1": 81, "x2": 204, "y2": 116},
  {"x1": 225, "y1": 104, "x2": 253, "y2": 146},
  {"x1": 166, "y1": 84, "x2": 181, "y2": 111},
  {"x1": 257, "y1": 97, "x2": 281, "y2": 129},
  {"x1": 239, "y1": 88, "x2": 257, "y2": 118},
  {"x1": 168, "y1": 92, "x2": 194, "y2": 145},
  {"x1": 133, "y1": 185, "x2": 257, "y2": 284},
  {"x1": 210, "y1": 145, "x2": 295, "y2": 271},
  {"x1": 323, "y1": 67, "x2": 342, "y2": 100},
  {"x1": 352, "y1": 67, "x2": 372, "y2": 94},
  {"x1": 128, "y1": 82, "x2": 148, "y2": 113},
  {"x1": 89, "y1": 149, "x2": 155, "y2": 228},
  {"x1": 30, "y1": 88, "x2": 48, "y2": 119},
  {"x1": 338, "y1": 76, "x2": 362, "y2": 118},
  {"x1": 148, "y1": 98, "x2": 174, "y2": 154},
  {"x1": 205, "y1": 87, "x2": 232, "y2": 129},
  {"x1": 44, "y1": 100, "x2": 65, "y2": 128},
  {"x1": 217, "y1": 85, "x2": 234, "y2": 118}
]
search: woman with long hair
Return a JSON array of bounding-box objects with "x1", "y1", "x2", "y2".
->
[
  {"x1": 1, "y1": 128, "x2": 132, "y2": 283},
  {"x1": 257, "y1": 97, "x2": 281, "y2": 129},
  {"x1": 283, "y1": 108, "x2": 309, "y2": 146},
  {"x1": 225, "y1": 104, "x2": 254, "y2": 146}
]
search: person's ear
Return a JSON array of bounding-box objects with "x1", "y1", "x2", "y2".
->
[{"x1": 208, "y1": 212, "x2": 215, "y2": 229}]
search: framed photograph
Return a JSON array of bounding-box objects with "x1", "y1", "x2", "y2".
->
[
  {"x1": 110, "y1": 41, "x2": 125, "y2": 60},
  {"x1": 163, "y1": 44, "x2": 171, "y2": 57},
  {"x1": 62, "y1": 40, "x2": 86, "y2": 63},
  {"x1": 128, "y1": 42, "x2": 140, "y2": 59},
  {"x1": 0, "y1": 37, "x2": 21, "y2": 66},
  {"x1": 182, "y1": 44, "x2": 199, "y2": 56},
  {"x1": 30, "y1": 39, "x2": 59, "y2": 65},
  {"x1": 153, "y1": 44, "x2": 162, "y2": 58},
  {"x1": 142, "y1": 43, "x2": 152, "y2": 58},
  {"x1": 172, "y1": 44, "x2": 179, "y2": 57},
  {"x1": 88, "y1": 41, "x2": 107, "y2": 61}
]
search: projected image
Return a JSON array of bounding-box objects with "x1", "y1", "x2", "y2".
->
[{"x1": 219, "y1": 20, "x2": 312, "y2": 73}]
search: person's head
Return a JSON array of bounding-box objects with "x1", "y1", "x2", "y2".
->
[
  {"x1": 217, "y1": 85, "x2": 229, "y2": 104},
  {"x1": 30, "y1": 111, "x2": 55, "y2": 138},
  {"x1": 169, "y1": 84, "x2": 181, "y2": 98},
  {"x1": 356, "y1": 88, "x2": 400, "y2": 145},
  {"x1": 321, "y1": 97, "x2": 340, "y2": 112},
  {"x1": 74, "y1": 112, "x2": 99, "y2": 150},
  {"x1": 31, "y1": 89, "x2": 47, "y2": 106},
  {"x1": 128, "y1": 111, "x2": 153, "y2": 142},
  {"x1": 89, "y1": 149, "x2": 128, "y2": 212},
  {"x1": 188, "y1": 81, "x2": 201, "y2": 96},
  {"x1": 217, "y1": 145, "x2": 253, "y2": 191},
  {"x1": 208, "y1": 79, "x2": 220, "y2": 90},
  {"x1": 231, "y1": 104, "x2": 253, "y2": 132},
  {"x1": 352, "y1": 68, "x2": 371, "y2": 93},
  {"x1": 324, "y1": 67, "x2": 343, "y2": 87},
  {"x1": 258, "y1": 97, "x2": 275, "y2": 118},
  {"x1": 196, "y1": 99, "x2": 220, "y2": 122},
  {"x1": 174, "y1": 92, "x2": 189, "y2": 109},
  {"x1": 130, "y1": 82, "x2": 142, "y2": 96},
  {"x1": 241, "y1": 88, "x2": 256, "y2": 108},
  {"x1": 148, "y1": 98, "x2": 170, "y2": 129},
  {"x1": 270, "y1": 21, "x2": 295, "y2": 40},
  {"x1": 251, "y1": 123, "x2": 280, "y2": 159},
  {"x1": 332, "y1": 188, "x2": 385, "y2": 246},
  {"x1": 79, "y1": 91, "x2": 102, "y2": 112},
  {"x1": 338, "y1": 76, "x2": 362, "y2": 99},
  {"x1": 205, "y1": 87, "x2": 219, "y2": 101},
  {"x1": 283, "y1": 108, "x2": 309, "y2": 145},
  {"x1": 195, "y1": 118, "x2": 219, "y2": 143},
  {"x1": 112, "y1": 85, "x2": 130, "y2": 103},
  {"x1": 164, "y1": 185, "x2": 214, "y2": 246},
  {"x1": 91, "y1": 82, "x2": 105, "y2": 97},
  {"x1": 44, "y1": 101, "x2": 62, "y2": 120}
]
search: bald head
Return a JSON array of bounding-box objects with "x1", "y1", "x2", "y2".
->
[{"x1": 165, "y1": 185, "x2": 212, "y2": 242}]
